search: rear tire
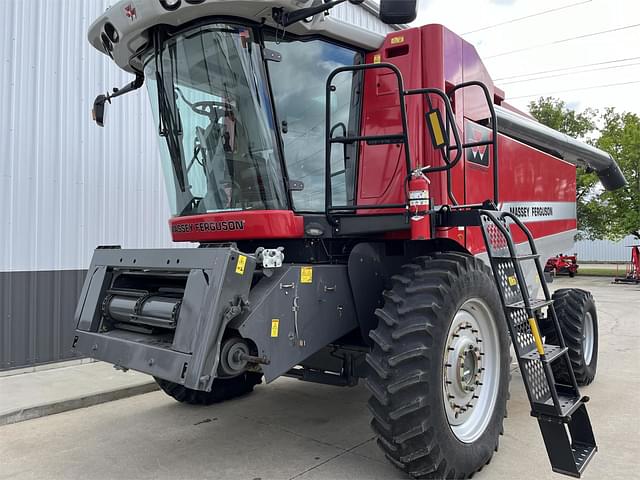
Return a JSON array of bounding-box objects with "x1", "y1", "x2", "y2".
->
[
  {"x1": 155, "y1": 372, "x2": 263, "y2": 405},
  {"x1": 544, "y1": 289, "x2": 598, "y2": 386},
  {"x1": 366, "y1": 253, "x2": 510, "y2": 479}
]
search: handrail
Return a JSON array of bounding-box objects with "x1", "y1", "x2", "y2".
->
[{"x1": 449, "y1": 81, "x2": 499, "y2": 204}]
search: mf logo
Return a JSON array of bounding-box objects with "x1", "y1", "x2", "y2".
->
[{"x1": 465, "y1": 121, "x2": 490, "y2": 167}]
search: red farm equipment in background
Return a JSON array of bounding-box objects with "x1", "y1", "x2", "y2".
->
[
  {"x1": 545, "y1": 254, "x2": 579, "y2": 277},
  {"x1": 615, "y1": 245, "x2": 640, "y2": 284}
]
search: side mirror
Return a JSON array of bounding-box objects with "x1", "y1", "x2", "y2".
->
[
  {"x1": 379, "y1": 0, "x2": 418, "y2": 24},
  {"x1": 92, "y1": 94, "x2": 108, "y2": 127}
]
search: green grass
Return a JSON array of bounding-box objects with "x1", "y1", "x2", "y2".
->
[{"x1": 577, "y1": 268, "x2": 625, "y2": 277}]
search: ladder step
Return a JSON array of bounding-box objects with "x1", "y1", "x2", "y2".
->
[
  {"x1": 506, "y1": 298, "x2": 554, "y2": 310},
  {"x1": 537, "y1": 404, "x2": 596, "y2": 478},
  {"x1": 568, "y1": 443, "x2": 597, "y2": 477},
  {"x1": 534, "y1": 393, "x2": 585, "y2": 419},
  {"x1": 521, "y1": 344, "x2": 567, "y2": 363},
  {"x1": 493, "y1": 253, "x2": 540, "y2": 261}
]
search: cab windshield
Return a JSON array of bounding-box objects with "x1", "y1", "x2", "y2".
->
[{"x1": 145, "y1": 24, "x2": 287, "y2": 216}]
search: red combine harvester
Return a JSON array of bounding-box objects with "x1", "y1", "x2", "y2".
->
[
  {"x1": 615, "y1": 245, "x2": 640, "y2": 284},
  {"x1": 74, "y1": 1, "x2": 626, "y2": 478},
  {"x1": 546, "y1": 254, "x2": 579, "y2": 277}
]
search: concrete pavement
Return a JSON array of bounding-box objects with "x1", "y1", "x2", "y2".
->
[
  {"x1": 0, "y1": 277, "x2": 638, "y2": 479},
  {"x1": 0, "y1": 362, "x2": 157, "y2": 426}
]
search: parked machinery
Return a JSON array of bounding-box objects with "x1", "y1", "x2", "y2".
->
[
  {"x1": 546, "y1": 254, "x2": 579, "y2": 277},
  {"x1": 615, "y1": 245, "x2": 640, "y2": 284},
  {"x1": 73, "y1": 1, "x2": 627, "y2": 477}
]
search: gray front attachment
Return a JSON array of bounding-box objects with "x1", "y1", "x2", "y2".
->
[
  {"x1": 73, "y1": 247, "x2": 360, "y2": 391},
  {"x1": 72, "y1": 246, "x2": 255, "y2": 391}
]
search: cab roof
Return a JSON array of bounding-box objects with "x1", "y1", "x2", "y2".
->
[{"x1": 89, "y1": 0, "x2": 401, "y2": 73}]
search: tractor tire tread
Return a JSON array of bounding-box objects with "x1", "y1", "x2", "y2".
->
[
  {"x1": 155, "y1": 372, "x2": 262, "y2": 405},
  {"x1": 366, "y1": 252, "x2": 510, "y2": 479}
]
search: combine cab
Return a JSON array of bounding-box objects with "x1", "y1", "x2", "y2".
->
[{"x1": 74, "y1": 0, "x2": 627, "y2": 478}]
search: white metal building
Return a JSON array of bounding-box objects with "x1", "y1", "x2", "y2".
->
[
  {"x1": 574, "y1": 235, "x2": 638, "y2": 263},
  {"x1": 0, "y1": 0, "x2": 397, "y2": 370}
]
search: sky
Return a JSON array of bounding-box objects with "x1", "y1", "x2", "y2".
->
[{"x1": 411, "y1": 0, "x2": 640, "y2": 116}]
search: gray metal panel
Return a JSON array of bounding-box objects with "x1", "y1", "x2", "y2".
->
[
  {"x1": 234, "y1": 265, "x2": 358, "y2": 382},
  {"x1": 72, "y1": 246, "x2": 256, "y2": 390},
  {"x1": 0, "y1": 270, "x2": 85, "y2": 370}
]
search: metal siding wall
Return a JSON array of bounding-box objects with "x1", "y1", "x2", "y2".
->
[
  {"x1": 1, "y1": 0, "x2": 172, "y2": 274},
  {"x1": 0, "y1": 0, "x2": 173, "y2": 369},
  {"x1": 574, "y1": 235, "x2": 637, "y2": 262}
]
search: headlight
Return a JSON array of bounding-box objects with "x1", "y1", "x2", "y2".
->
[{"x1": 160, "y1": 0, "x2": 181, "y2": 11}]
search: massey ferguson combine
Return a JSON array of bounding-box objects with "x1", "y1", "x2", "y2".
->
[{"x1": 73, "y1": 0, "x2": 626, "y2": 477}]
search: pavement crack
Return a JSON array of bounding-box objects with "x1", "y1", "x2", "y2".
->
[{"x1": 288, "y1": 436, "x2": 376, "y2": 480}]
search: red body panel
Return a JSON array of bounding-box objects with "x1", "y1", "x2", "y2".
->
[
  {"x1": 356, "y1": 24, "x2": 576, "y2": 253},
  {"x1": 357, "y1": 29, "x2": 424, "y2": 212},
  {"x1": 170, "y1": 211, "x2": 304, "y2": 243}
]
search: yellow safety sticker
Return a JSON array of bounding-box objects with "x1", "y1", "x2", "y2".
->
[
  {"x1": 301, "y1": 266, "x2": 313, "y2": 284},
  {"x1": 429, "y1": 111, "x2": 445, "y2": 146},
  {"x1": 391, "y1": 36, "x2": 405, "y2": 44},
  {"x1": 373, "y1": 54, "x2": 382, "y2": 64},
  {"x1": 528, "y1": 318, "x2": 545, "y2": 356},
  {"x1": 236, "y1": 255, "x2": 247, "y2": 275},
  {"x1": 271, "y1": 319, "x2": 280, "y2": 338},
  {"x1": 508, "y1": 275, "x2": 517, "y2": 287}
]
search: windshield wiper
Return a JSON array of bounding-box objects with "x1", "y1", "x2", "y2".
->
[{"x1": 155, "y1": 46, "x2": 187, "y2": 192}]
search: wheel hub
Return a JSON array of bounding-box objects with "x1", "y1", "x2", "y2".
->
[
  {"x1": 444, "y1": 321, "x2": 484, "y2": 424},
  {"x1": 443, "y1": 298, "x2": 501, "y2": 443}
]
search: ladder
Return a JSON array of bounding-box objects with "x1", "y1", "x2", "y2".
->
[{"x1": 479, "y1": 208, "x2": 597, "y2": 478}]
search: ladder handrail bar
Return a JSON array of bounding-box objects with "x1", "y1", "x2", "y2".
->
[
  {"x1": 449, "y1": 81, "x2": 500, "y2": 205},
  {"x1": 483, "y1": 209, "x2": 580, "y2": 400},
  {"x1": 325, "y1": 63, "x2": 412, "y2": 219},
  {"x1": 499, "y1": 211, "x2": 580, "y2": 391}
]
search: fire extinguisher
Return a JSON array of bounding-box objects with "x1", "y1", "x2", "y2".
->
[{"x1": 408, "y1": 171, "x2": 431, "y2": 240}]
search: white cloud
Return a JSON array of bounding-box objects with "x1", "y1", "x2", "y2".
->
[{"x1": 412, "y1": 0, "x2": 640, "y2": 115}]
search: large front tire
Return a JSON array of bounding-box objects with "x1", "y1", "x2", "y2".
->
[
  {"x1": 155, "y1": 372, "x2": 263, "y2": 405},
  {"x1": 366, "y1": 253, "x2": 510, "y2": 479},
  {"x1": 544, "y1": 289, "x2": 598, "y2": 386}
]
